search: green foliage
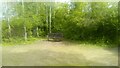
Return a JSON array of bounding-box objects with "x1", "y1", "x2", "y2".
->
[{"x1": 2, "y1": 2, "x2": 119, "y2": 46}]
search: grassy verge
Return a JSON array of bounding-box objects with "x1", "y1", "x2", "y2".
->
[
  {"x1": 2, "y1": 37, "x2": 118, "y2": 48},
  {"x1": 63, "y1": 39, "x2": 118, "y2": 48},
  {"x1": 2, "y1": 37, "x2": 42, "y2": 46}
]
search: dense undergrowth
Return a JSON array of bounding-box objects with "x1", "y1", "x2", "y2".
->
[{"x1": 2, "y1": 2, "x2": 119, "y2": 47}]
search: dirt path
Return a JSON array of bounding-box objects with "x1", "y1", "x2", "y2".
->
[{"x1": 2, "y1": 40, "x2": 118, "y2": 66}]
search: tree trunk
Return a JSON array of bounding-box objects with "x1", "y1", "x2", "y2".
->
[
  {"x1": 46, "y1": 3, "x2": 49, "y2": 40},
  {"x1": 36, "y1": 27, "x2": 39, "y2": 37},
  {"x1": 5, "y1": 3, "x2": 11, "y2": 39},
  {"x1": 49, "y1": 5, "x2": 52, "y2": 34},
  {"x1": 24, "y1": 25, "x2": 27, "y2": 41},
  {"x1": 22, "y1": 0, "x2": 27, "y2": 41},
  {"x1": 36, "y1": 2, "x2": 39, "y2": 37},
  {"x1": 6, "y1": 3, "x2": 11, "y2": 39},
  {"x1": 7, "y1": 17, "x2": 11, "y2": 38},
  {"x1": 0, "y1": 18, "x2": 2, "y2": 44}
]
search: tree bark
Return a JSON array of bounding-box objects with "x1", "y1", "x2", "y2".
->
[
  {"x1": 49, "y1": 4, "x2": 52, "y2": 34},
  {"x1": 6, "y1": 2, "x2": 11, "y2": 39},
  {"x1": 36, "y1": 2, "x2": 39, "y2": 37},
  {"x1": 22, "y1": 0, "x2": 27, "y2": 41},
  {"x1": 36, "y1": 27, "x2": 39, "y2": 37},
  {"x1": 24, "y1": 25, "x2": 27, "y2": 41},
  {"x1": 7, "y1": 17, "x2": 11, "y2": 38}
]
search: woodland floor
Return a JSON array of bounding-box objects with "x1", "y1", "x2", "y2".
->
[{"x1": 2, "y1": 40, "x2": 118, "y2": 66}]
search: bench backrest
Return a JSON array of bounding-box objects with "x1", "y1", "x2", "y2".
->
[{"x1": 48, "y1": 33, "x2": 63, "y2": 39}]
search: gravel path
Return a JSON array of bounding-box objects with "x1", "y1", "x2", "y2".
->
[{"x1": 2, "y1": 40, "x2": 118, "y2": 66}]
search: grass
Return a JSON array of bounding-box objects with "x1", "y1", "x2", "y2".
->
[
  {"x1": 2, "y1": 37, "x2": 41, "y2": 46},
  {"x1": 63, "y1": 39, "x2": 118, "y2": 48},
  {"x1": 2, "y1": 37, "x2": 118, "y2": 48}
]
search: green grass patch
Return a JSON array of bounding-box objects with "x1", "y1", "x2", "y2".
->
[
  {"x1": 63, "y1": 39, "x2": 118, "y2": 48},
  {"x1": 2, "y1": 37, "x2": 41, "y2": 46},
  {"x1": 2, "y1": 37, "x2": 118, "y2": 48}
]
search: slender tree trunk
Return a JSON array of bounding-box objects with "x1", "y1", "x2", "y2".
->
[
  {"x1": 46, "y1": 3, "x2": 49, "y2": 40},
  {"x1": 47, "y1": 2, "x2": 52, "y2": 40},
  {"x1": 46, "y1": 5, "x2": 49, "y2": 34},
  {"x1": 36, "y1": 27, "x2": 39, "y2": 37},
  {"x1": 22, "y1": 0, "x2": 27, "y2": 41},
  {"x1": 6, "y1": 2, "x2": 11, "y2": 39},
  {"x1": 49, "y1": 4, "x2": 52, "y2": 34},
  {"x1": 24, "y1": 25, "x2": 27, "y2": 41},
  {"x1": 7, "y1": 17, "x2": 11, "y2": 38},
  {"x1": 0, "y1": 17, "x2": 2, "y2": 44},
  {"x1": 36, "y1": 2, "x2": 39, "y2": 37}
]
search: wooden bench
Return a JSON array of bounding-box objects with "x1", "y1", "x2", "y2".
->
[{"x1": 47, "y1": 33, "x2": 63, "y2": 41}]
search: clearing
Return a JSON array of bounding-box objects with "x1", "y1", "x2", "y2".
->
[{"x1": 2, "y1": 40, "x2": 118, "y2": 66}]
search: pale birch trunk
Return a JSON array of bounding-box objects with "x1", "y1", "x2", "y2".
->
[
  {"x1": 36, "y1": 2, "x2": 39, "y2": 37},
  {"x1": 22, "y1": 0, "x2": 27, "y2": 41},
  {"x1": 7, "y1": 17, "x2": 11, "y2": 38},
  {"x1": 6, "y1": 3, "x2": 11, "y2": 39},
  {"x1": 49, "y1": 5, "x2": 52, "y2": 34},
  {"x1": 36, "y1": 27, "x2": 39, "y2": 37},
  {"x1": 45, "y1": 3, "x2": 49, "y2": 40}
]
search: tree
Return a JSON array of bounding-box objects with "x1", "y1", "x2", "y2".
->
[{"x1": 1, "y1": 2, "x2": 118, "y2": 45}]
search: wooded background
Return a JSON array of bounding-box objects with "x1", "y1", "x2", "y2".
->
[{"x1": 1, "y1": 2, "x2": 119, "y2": 46}]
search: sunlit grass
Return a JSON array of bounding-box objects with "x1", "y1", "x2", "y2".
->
[
  {"x1": 2, "y1": 37, "x2": 118, "y2": 48},
  {"x1": 2, "y1": 37, "x2": 40, "y2": 46},
  {"x1": 63, "y1": 39, "x2": 118, "y2": 48}
]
